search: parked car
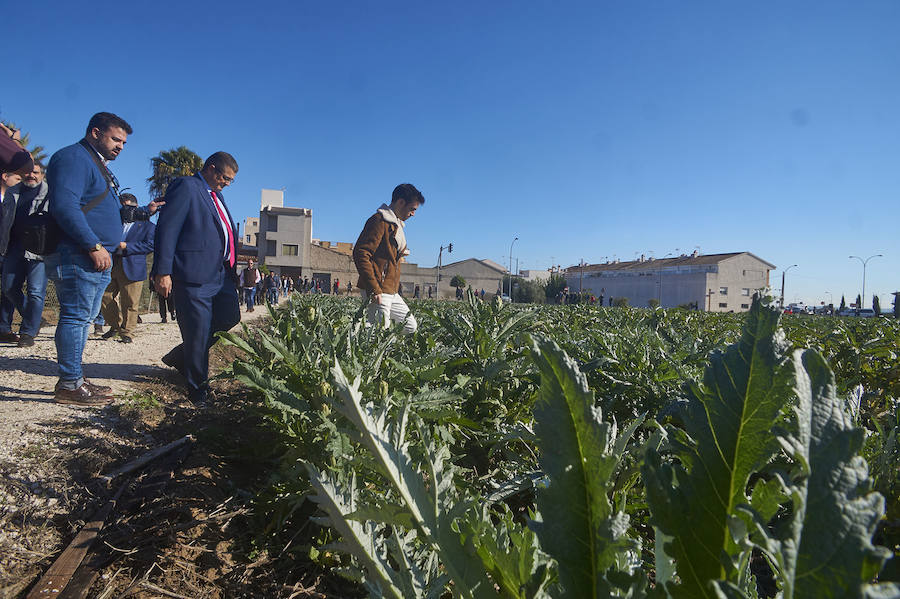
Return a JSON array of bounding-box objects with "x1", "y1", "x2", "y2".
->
[{"x1": 857, "y1": 308, "x2": 876, "y2": 318}]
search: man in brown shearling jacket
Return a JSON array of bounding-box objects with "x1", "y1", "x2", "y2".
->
[{"x1": 352, "y1": 183, "x2": 424, "y2": 334}]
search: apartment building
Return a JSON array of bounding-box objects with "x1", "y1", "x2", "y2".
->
[{"x1": 563, "y1": 251, "x2": 774, "y2": 311}]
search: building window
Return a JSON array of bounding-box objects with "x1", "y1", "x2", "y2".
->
[
  {"x1": 266, "y1": 240, "x2": 276, "y2": 256},
  {"x1": 741, "y1": 303, "x2": 749, "y2": 309},
  {"x1": 719, "y1": 302, "x2": 728, "y2": 308},
  {"x1": 741, "y1": 288, "x2": 750, "y2": 296},
  {"x1": 282, "y1": 244, "x2": 298, "y2": 256},
  {"x1": 719, "y1": 286, "x2": 728, "y2": 295},
  {"x1": 268, "y1": 214, "x2": 278, "y2": 232}
]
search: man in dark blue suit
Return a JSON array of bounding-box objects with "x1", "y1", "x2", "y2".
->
[
  {"x1": 152, "y1": 152, "x2": 240, "y2": 404},
  {"x1": 100, "y1": 193, "x2": 155, "y2": 343}
]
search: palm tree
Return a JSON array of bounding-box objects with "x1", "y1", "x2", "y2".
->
[
  {"x1": 1, "y1": 121, "x2": 48, "y2": 164},
  {"x1": 147, "y1": 146, "x2": 203, "y2": 199}
]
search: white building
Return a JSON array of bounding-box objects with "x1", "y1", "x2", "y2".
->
[{"x1": 563, "y1": 251, "x2": 775, "y2": 311}]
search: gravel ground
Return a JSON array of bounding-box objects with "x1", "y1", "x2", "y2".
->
[
  {"x1": 0, "y1": 298, "x2": 276, "y2": 597},
  {"x1": 0, "y1": 304, "x2": 271, "y2": 463}
]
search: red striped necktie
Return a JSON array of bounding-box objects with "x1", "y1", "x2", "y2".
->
[{"x1": 210, "y1": 191, "x2": 235, "y2": 267}]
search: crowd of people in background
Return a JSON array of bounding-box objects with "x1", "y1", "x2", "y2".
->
[
  {"x1": 1, "y1": 114, "x2": 427, "y2": 406},
  {"x1": 235, "y1": 263, "x2": 353, "y2": 312}
]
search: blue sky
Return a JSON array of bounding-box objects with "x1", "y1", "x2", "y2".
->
[{"x1": 4, "y1": 1, "x2": 898, "y2": 308}]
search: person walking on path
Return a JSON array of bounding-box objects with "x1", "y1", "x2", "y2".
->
[
  {"x1": 153, "y1": 152, "x2": 241, "y2": 405},
  {"x1": 100, "y1": 193, "x2": 154, "y2": 343},
  {"x1": 44, "y1": 112, "x2": 132, "y2": 406},
  {"x1": 0, "y1": 163, "x2": 50, "y2": 347},
  {"x1": 353, "y1": 183, "x2": 424, "y2": 334},
  {"x1": 241, "y1": 260, "x2": 261, "y2": 312}
]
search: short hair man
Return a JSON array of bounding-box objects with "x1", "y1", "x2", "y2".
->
[
  {"x1": 240, "y1": 260, "x2": 261, "y2": 312},
  {"x1": 45, "y1": 112, "x2": 133, "y2": 406},
  {"x1": 0, "y1": 163, "x2": 50, "y2": 347},
  {"x1": 99, "y1": 193, "x2": 155, "y2": 343},
  {"x1": 153, "y1": 152, "x2": 241, "y2": 405},
  {"x1": 353, "y1": 183, "x2": 424, "y2": 334}
]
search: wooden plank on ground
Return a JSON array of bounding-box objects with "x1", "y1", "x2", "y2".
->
[{"x1": 25, "y1": 481, "x2": 128, "y2": 599}]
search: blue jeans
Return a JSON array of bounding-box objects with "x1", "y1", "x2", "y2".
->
[
  {"x1": 45, "y1": 244, "x2": 111, "y2": 387},
  {"x1": 0, "y1": 244, "x2": 48, "y2": 337},
  {"x1": 243, "y1": 287, "x2": 256, "y2": 307}
]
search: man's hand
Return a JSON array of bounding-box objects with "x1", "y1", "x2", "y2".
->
[
  {"x1": 118, "y1": 241, "x2": 127, "y2": 250},
  {"x1": 373, "y1": 293, "x2": 383, "y2": 304},
  {"x1": 89, "y1": 247, "x2": 111, "y2": 271},
  {"x1": 154, "y1": 274, "x2": 172, "y2": 298},
  {"x1": 147, "y1": 199, "x2": 166, "y2": 215}
]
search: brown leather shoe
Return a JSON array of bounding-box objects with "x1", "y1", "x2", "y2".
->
[
  {"x1": 54, "y1": 385, "x2": 112, "y2": 406},
  {"x1": 82, "y1": 379, "x2": 112, "y2": 395},
  {"x1": 0, "y1": 331, "x2": 19, "y2": 343}
]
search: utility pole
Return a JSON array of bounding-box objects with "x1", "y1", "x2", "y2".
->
[
  {"x1": 780, "y1": 264, "x2": 798, "y2": 308},
  {"x1": 507, "y1": 236, "x2": 518, "y2": 297},
  {"x1": 579, "y1": 259, "x2": 586, "y2": 294}
]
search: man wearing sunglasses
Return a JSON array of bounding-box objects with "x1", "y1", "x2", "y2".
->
[
  {"x1": 45, "y1": 112, "x2": 132, "y2": 407},
  {"x1": 152, "y1": 152, "x2": 241, "y2": 405}
]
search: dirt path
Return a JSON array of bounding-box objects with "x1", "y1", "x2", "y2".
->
[
  {"x1": 0, "y1": 298, "x2": 285, "y2": 598},
  {"x1": 0, "y1": 301, "x2": 274, "y2": 464}
]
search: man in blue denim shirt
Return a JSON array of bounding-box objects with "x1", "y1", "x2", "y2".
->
[{"x1": 45, "y1": 112, "x2": 132, "y2": 406}]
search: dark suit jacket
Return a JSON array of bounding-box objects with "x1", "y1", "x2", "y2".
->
[
  {"x1": 119, "y1": 220, "x2": 154, "y2": 282},
  {"x1": 153, "y1": 174, "x2": 237, "y2": 285}
]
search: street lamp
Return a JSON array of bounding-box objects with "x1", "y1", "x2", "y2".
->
[
  {"x1": 849, "y1": 254, "x2": 883, "y2": 311},
  {"x1": 780, "y1": 264, "x2": 798, "y2": 309},
  {"x1": 508, "y1": 236, "x2": 518, "y2": 297}
]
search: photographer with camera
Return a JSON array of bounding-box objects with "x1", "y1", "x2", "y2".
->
[{"x1": 99, "y1": 193, "x2": 155, "y2": 343}]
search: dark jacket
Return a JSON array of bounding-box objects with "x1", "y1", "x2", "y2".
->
[
  {"x1": 119, "y1": 220, "x2": 155, "y2": 282},
  {"x1": 47, "y1": 141, "x2": 122, "y2": 252},
  {"x1": 152, "y1": 174, "x2": 237, "y2": 285},
  {"x1": 0, "y1": 185, "x2": 17, "y2": 256},
  {"x1": 1, "y1": 181, "x2": 49, "y2": 257},
  {"x1": 353, "y1": 212, "x2": 401, "y2": 295}
]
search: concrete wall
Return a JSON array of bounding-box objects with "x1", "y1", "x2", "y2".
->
[
  {"x1": 705, "y1": 254, "x2": 770, "y2": 312},
  {"x1": 242, "y1": 217, "x2": 259, "y2": 246},
  {"x1": 260, "y1": 188, "x2": 284, "y2": 209},
  {"x1": 257, "y1": 208, "x2": 312, "y2": 271}
]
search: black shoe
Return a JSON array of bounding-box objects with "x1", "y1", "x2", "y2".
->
[
  {"x1": 188, "y1": 388, "x2": 211, "y2": 406},
  {"x1": 171, "y1": 313, "x2": 176, "y2": 322},
  {"x1": 137, "y1": 315, "x2": 143, "y2": 324},
  {"x1": 93, "y1": 324, "x2": 104, "y2": 335},
  {"x1": 161, "y1": 317, "x2": 167, "y2": 323},
  {"x1": 0, "y1": 331, "x2": 19, "y2": 343},
  {"x1": 17, "y1": 334, "x2": 35, "y2": 347},
  {"x1": 161, "y1": 347, "x2": 186, "y2": 376},
  {"x1": 101, "y1": 329, "x2": 119, "y2": 340},
  {"x1": 119, "y1": 335, "x2": 133, "y2": 343}
]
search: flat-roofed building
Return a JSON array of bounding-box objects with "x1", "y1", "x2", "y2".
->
[
  {"x1": 242, "y1": 217, "x2": 259, "y2": 246},
  {"x1": 563, "y1": 251, "x2": 775, "y2": 311},
  {"x1": 257, "y1": 206, "x2": 312, "y2": 278}
]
